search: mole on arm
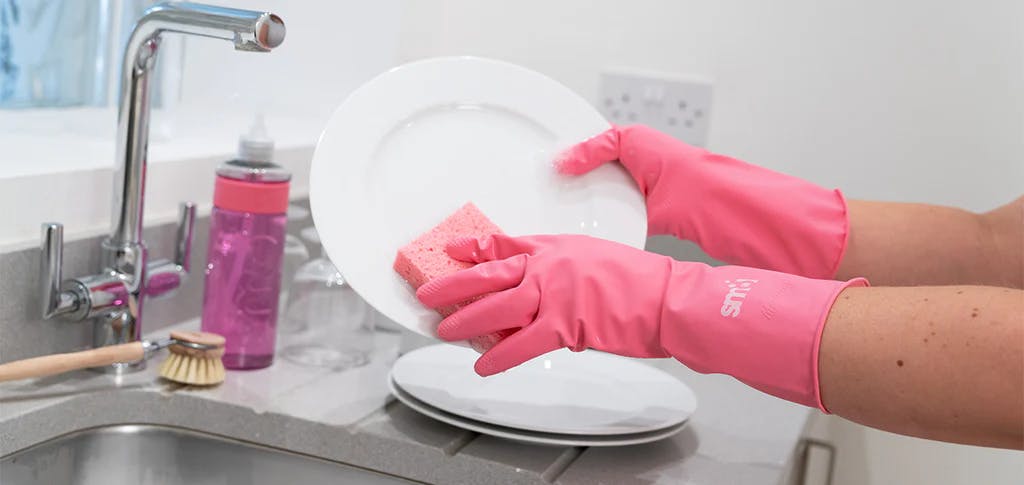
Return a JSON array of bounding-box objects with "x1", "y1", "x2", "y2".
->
[{"x1": 897, "y1": 359, "x2": 904, "y2": 367}]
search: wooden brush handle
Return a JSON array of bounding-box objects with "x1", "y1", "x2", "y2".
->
[{"x1": 0, "y1": 342, "x2": 145, "y2": 382}]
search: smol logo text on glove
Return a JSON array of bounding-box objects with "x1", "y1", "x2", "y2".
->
[{"x1": 721, "y1": 279, "x2": 759, "y2": 317}]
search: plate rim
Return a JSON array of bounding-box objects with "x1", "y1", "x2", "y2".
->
[
  {"x1": 391, "y1": 344, "x2": 697, "y2": 436},
  {"x1": 388, "y1": 376, "x2": 687, "y2": 447}
]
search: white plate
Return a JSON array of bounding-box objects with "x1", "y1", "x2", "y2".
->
[
  {"x1": 309, "y1": 56, "x2": 646, "y2": 340},
  {"x1": 391, "y1": 344, "x2": 696, "y2": 436},
  {"x1": 388, "y1": 377, "x2": 687, "y2": 447}
]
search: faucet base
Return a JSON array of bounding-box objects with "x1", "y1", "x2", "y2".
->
[{"x1": 93, "y1": 310, "x2": 142, "y2": 352}]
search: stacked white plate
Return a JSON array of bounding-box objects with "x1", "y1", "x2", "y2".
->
[{"x1": 389, "y1": 345, "x2": 697, "y2": 447}]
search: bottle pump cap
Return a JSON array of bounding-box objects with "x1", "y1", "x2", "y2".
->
[{"x1": 238, "y1": 114, "x2": 275, "y2": 163}]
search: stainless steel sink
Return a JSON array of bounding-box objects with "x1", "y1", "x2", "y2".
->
[{"x1": 0, "y1": 425, "x2": 417, "y2": 485}]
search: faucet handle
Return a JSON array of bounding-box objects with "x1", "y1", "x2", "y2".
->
[
  {"x1": 175, "y1": 202, "x2": 197, "y2": 272},
  {"x1": 142, "y1": 202, "x2": 197, "y2": 300},
  {"x1": 40, "y1": 223, "x2": 86, "y2": 320}
]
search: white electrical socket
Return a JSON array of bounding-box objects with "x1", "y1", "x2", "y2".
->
[{"x1": 598, "y1": 69, "x2": 713, "y2": 147}]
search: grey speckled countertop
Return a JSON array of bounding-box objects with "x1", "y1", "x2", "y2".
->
[{"x1": 1, "y1": 319, "x2": 812, "y2": 484}]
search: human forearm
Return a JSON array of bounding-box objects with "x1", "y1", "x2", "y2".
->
[
  {"x1": 819, "y1": 285, "x2": 1024, "y2": 449},
  {"x1": 837, "y1": 197, "x2": 1023, "y2": 287}
]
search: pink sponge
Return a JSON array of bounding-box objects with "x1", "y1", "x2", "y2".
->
[{"x1": 394, "y1": 202, "x2": 517, "y2": 352}]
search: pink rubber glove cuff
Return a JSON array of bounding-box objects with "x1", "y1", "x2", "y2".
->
[{"x1": 661, "y1": 266, "x2": 868, "y2": 412}]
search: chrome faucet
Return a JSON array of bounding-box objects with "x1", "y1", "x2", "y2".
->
[{"x1": 39, "y1": 3, "x2": 285, "y2": 374}]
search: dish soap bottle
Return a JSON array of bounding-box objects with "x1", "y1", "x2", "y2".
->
[{"x1": 201, "y1": 116, "x2": 290, "y2": 369}]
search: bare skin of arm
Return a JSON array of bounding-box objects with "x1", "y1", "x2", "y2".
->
[
  {"x1": 836, "y1": 197, "x2": 1023, "y2": 288},
  {"x1": 819, "y1": 285, "x2": 1024, "y2": 449},
  {"x1": 822, "y1": 196, "x2": 1023, "y2": 448}
]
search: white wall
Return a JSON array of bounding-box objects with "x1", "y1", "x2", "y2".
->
[
  {"x1": 803, "y1": 415, "x2": 1024, "y2": 485},
  {"x1": 177, "y1": 0, "x2": 403, "y2": 129},
  {"x1": 398, "y1": 1, "x2": 1024, "y2": 484},
  {"x1": 399, "y1": 0, "x2": 1023, "y2": 213}
]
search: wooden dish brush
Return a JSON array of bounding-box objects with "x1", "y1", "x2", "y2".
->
[
  {"x1": 0, "y1": 330, "x2": 226, "y2": 386},
  {"x1": 157, "y1": 331, "x2": 226, "y2": 385}
]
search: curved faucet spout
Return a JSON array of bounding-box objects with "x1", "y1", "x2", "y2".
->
[{"x1": 111, "y1": 3, "x2": 285, "y2": 251}]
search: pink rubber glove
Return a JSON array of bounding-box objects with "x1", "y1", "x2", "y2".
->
[
  {"x1": 417, "y1": 234, "x2": 867, "y2": 410},
  {"x1": 558, "y1": 125, "x2": 851, "y2": 279}
]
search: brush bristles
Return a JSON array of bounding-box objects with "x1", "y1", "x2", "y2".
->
[{"x1": 159, "y1": 353, "x2": 225, "y2": 386}]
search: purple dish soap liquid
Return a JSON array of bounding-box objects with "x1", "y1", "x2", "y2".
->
[{"x1": 201, "y1": 125, "x2": 290, "y2": 369}]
